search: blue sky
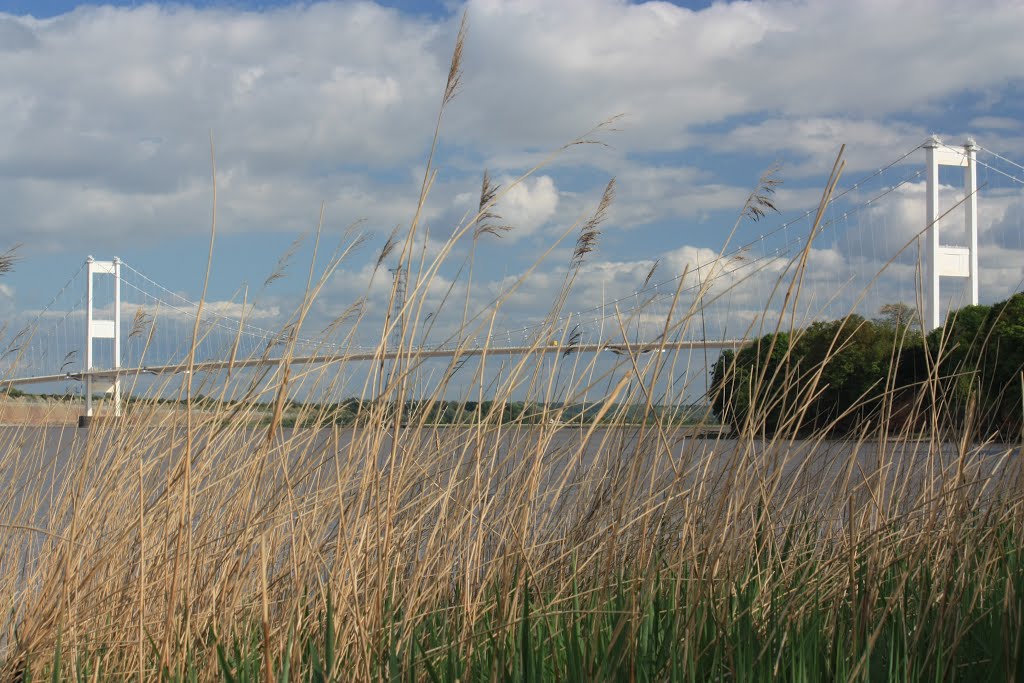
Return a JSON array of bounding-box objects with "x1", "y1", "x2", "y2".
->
[
  {"x1": 1, "y1": 0, "x2": 1023, "y2": 375},
  {"x1": 0, "y1": 0, "x2": 719, "y2": 18}
]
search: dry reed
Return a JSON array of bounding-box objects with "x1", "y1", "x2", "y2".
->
[{"x1": 0, "y1": 25, "x2": 1021, "y2": 683}]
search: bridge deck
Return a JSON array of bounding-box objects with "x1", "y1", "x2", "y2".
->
[{"x1": 2, "y1": 339, "x2": 743, "y2": 387}]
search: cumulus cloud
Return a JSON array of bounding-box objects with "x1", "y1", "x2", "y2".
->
[
  {"x1": 710, "y1": 117, "x2": 926, "y2": 176},
  {"x1": 1, "y1": 0, "x2": 1023, "y2": 351},
  {"x1": 3, "y1": 1, "x2": 1023, "y2": 244},
  {"x1": 0, "y1": 15, "x2": 38, "y2": 51},
  {"x1": 450, "y1": 0, "x2": 1024, "y2": 152},
  {"x1": 984, "y1": 189, "x2": 1024, "y2": 250},
  {"x1": 495, "y1": 175, "x2": 559, "y2": 236},
  {"x1": 970, "y1": 116, "x2": 1023, "y2": 131},
  {"x1": 453, "y1": 174, "x2": 561, "y2": 239},
  {"x1": 0, "y1": 283, "x2": 15, "y2": 322},
  {"x1": 0, "y1": 2, "x2": 447, "y2": 247}
]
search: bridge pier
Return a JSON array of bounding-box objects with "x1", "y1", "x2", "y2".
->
[
  {"x1": 924, "y1": 137, "x2": 979, "y2": 332},
  {"x1": 81, "y1": 256, "x2": 122, "y2": 427}
]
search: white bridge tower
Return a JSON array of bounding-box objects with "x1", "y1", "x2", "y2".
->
[
  {"x1": 924, "y1": 136, "x2": 979, "y2": 332},
  {"x1": 81, "y1": 256, "x2": 121, "y2": 426}
]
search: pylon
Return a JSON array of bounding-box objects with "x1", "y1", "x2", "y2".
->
[
  {"x1": 80, "y1": 256, "x2": 121, "y2": 427},
  {"x1": 924, "y1": 137, "x2": 979, "y2": 332}
]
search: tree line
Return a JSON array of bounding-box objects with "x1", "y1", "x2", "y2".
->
[
  {"x1": 711, "y1": 294, "x2": 1024, "y2": 440},
  {"x1": 275, "y1": 399, "x2": 709, "y2": 428}
]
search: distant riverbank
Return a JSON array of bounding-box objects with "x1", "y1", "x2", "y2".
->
[{"x1": 0, "y1": 397, "x2": 80, "y2": 426}]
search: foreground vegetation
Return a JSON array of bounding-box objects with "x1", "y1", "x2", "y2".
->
[
  {"x1": 16, "y1": 530, "x2": 1024, "y2": 681},
  {"x1": 2, "y1": 22, "x2": 1023, "y2": 682}
]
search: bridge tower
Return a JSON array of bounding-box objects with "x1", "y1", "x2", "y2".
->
[
  {"x1": 80, "y1": 256, "x2": 121, "y2": 426},
  {"x1": 924, "y1": 136, "x2": 979, "y2": 332}
]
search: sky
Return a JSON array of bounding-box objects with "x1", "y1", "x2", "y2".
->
[{"x1": 1, "y1": 0, "x2": 1023, "y2": 387}]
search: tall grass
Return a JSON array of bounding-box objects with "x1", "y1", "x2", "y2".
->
[{"x1": 1, "y1": 24, "x2": 1023, "y2": 682}]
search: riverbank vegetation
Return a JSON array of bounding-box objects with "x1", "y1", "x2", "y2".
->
[
  {"x1": 711, "y1": 293, "x2": 1024, "y2": 439},
  {"x1": 273, "y1": 399, "x2": 711, "y2": 428},
  {"x1": 1, "y1": 21, "x2": 1023, "y2": 682},
  {"x1": 0, "y1": 391, "x2": 712, "y2": 428}
]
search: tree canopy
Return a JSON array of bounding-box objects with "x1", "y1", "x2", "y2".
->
[{"x1": 711, "y1": 294, "x2": 1024, "y2": 440}]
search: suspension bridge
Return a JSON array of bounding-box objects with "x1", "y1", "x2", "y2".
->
[{"x1": 2, "y1": 137, "x2": 1023, "y2": 424}]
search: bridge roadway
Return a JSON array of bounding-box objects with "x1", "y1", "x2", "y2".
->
[{"x1": 1, "y1": 338, "x2": 744, "y2": 388}]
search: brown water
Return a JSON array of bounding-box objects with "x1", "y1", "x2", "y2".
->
[{"x1": 0, "y1": 424, "x2": 1013, "y2": 523}]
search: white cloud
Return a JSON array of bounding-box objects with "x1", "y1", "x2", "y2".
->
[
  {"x1": 3, "y1": 1, "x2": 1023, "y2": 245},
  {"x1": 0, "y1": 283, "x2": 15, "y2": 323},
  {"x1": 0, "y1": 2, "x2": 447, "y2": 247},
  {"x1": 970, "y1": 116, "x2": 1022, "y2": 131},
  {"x1": 986, "y1": 192, "x2": 1024, "y2": 250},
  {"x1": 711, "y1": 118, "x2": 925, "y2": 176},
  {"x1": 449, "y1": 0, "x2": 1024, "y2": 152},
  {"x1": 494, "y1": 175, "x2": 559, "y2": 237},
  {"x1": 1, "y1": 0, "x2": 1023, "y2": 350},
  {"x1": 0, "y1": 15, "x2": 39, "y2": 50}
]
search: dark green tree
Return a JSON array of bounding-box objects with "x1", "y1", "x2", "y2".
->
[
  {"x1": 875, "y1": 302, "x2": 916, "y2": 331},
  {"x1": 975, "y1": 294, "x2": 1024, "y2": 437},
  {"x1": 792, "y1": 315, "x2": 911, "y2": 432},
  {"x1": 712, "y1": 315, "x2": 927, "y2": 436},
  {"x1": 710, "y1": 332, "x2": 793, "y2": 434}
]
